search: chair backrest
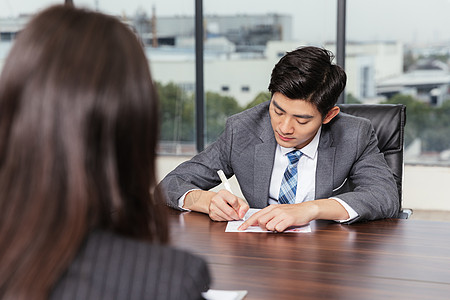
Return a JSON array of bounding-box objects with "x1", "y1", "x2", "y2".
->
[{"x1": 338, "y1": 104, "x2": 406, "y2": 211}]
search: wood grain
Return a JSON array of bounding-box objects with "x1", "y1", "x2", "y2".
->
[{"x1": 168, "y1": 209, "x2": 450, "y2": 299}]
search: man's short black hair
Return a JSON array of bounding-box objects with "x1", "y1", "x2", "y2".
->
[{"x1": 268, "y1": 46, "x2": 347, "y2": 118}]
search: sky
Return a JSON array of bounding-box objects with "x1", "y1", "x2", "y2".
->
[{"x1": 1, "y1": 0, "x2": 450, "y2": 45}]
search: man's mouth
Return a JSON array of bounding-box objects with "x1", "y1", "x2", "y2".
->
[{"x1": 277, "y1": 131, "x2": 294, "y2": 141}]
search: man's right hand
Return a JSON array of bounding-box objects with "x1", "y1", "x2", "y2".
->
[{"x1": 184, "y1": 189, "x2": 249, "y2": 221}]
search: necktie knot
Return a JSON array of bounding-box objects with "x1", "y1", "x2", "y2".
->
[{"x1": 286, "y1": 150, "x2": 302, "y2": 165}]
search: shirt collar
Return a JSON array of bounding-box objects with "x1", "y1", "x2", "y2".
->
[{"x1": 279, "y1": 126, "x2": 321, "y2": 160}]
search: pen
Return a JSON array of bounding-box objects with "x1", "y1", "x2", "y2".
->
[
  {"x1": 217, "y1": 170, "x2": 249, "y2": 220},
  {"x1": 217, "y1": 169, "x2": 234, "y2": 194}
]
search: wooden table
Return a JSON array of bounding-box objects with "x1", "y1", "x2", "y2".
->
[{"x1": 168, "y1": 209, "x2": 450, "y2": 299}]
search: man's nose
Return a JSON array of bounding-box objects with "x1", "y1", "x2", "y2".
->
[{"x1": 279, "y1": 117, "x2": 294, "y2": 135}]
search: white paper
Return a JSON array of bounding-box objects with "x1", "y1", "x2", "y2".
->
[
  {"x1": 225, "y1": 208, "x2": 311, "y2": 233},
  {"x1": 202, "y1": 289, "x2": 248, "y2": 300}
]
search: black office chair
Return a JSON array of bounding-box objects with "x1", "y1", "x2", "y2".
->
[{"x1": 338, "y1": 103, "x2": 412, "y2": 219}]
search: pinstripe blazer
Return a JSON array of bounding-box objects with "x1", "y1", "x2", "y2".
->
[
  {"x1": 159, "y1": 101, "x2": 399, "y2": 223},
  {"x1": 51, "y1": 230, "x2": 210, "y2": 300}
]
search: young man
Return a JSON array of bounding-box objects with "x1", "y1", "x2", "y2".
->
[{"x1": 159, "y1": 46, "x2": 399, "y2": 232}]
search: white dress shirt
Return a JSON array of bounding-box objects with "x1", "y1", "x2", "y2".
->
[{"x1": 269, "y1": 127, "x2": 358, "y2": 222}]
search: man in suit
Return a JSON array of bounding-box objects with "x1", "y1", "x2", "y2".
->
[{"x1": 159, "y1": 46, "x2": 399, "y2": 232}]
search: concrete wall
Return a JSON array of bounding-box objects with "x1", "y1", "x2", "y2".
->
[{"x1": 157, "y1": 155, "x2": 450, "y2": 212}]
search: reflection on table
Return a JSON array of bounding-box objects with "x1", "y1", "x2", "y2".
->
[{"x1": 168, "y1": 208, "x2": 450, "y2": 299}]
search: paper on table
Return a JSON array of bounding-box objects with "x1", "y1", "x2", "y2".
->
[
  {"x1": 202, "y1": 289, "x2": 248, "y2": 300},
  {"x1": 225, "y1": 208, "x2": 311, "y2": 233}
]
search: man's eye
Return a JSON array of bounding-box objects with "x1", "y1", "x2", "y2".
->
[
  {"x1": 297, "y1": 121, "x2": 308, "y2": 125},
  {"x1": 274, "y1": 109, "x2": 282, "y2": 115}
]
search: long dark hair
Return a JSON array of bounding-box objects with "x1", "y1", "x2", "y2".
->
[
  {"x1": 268, "y1": 46, "x2": 347, "y2": 117},
  {"x1": 0, "y1": 5, "x2": 168, "y2": 299}
]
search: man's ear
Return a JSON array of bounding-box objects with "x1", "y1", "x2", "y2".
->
[{"x1": 322, "y1": 106, "x2": 340, "y2": 124}]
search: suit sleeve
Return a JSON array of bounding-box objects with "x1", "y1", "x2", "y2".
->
[
  {"x1": 158, "y1": 118, "x2": 235, "y2": 209},
  {"x1": 334, "y1": 120, "x2": 400, "y2": 223}
]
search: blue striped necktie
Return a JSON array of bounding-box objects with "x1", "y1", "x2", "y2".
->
[{"x1": 278, "y1": 150, "x2": 302, "y2": 204}]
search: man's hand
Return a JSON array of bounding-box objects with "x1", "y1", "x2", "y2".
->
[
  {"x1": 238, "y1": 199, "x2": 349, "y2": 232},
  {"x1": 184, "y1": 189, "x2": 249, "y2": 221},
  {"x1": 209, "y1": 190, "x2": 249, "y2": 221},
  {"x1": 238, "y1": 202, "x2": 317, "y2": 232}
]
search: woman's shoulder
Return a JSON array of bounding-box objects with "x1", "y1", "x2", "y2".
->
[
  {"x1": 90, "y1": 229, "x2": 203, "y2": 261},
  {"x1": 51, "y1": 230, "x2": 210, "y2": 300},
  {"x1": 89, "y1": 229, "x2": 186, "y2": 253}
]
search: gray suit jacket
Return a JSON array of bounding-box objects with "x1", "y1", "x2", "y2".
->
[
  {"x1": 51, "y1": 230, "x2": 210, "y2": 300},
  {"x1": 160, "y1": 101, "x2": 399, "y2": 223}
]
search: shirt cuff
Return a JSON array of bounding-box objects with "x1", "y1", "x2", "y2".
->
[
  {"x1": 331, "y1": 197, "x2": 359, "y2": 223},
  {"x1": 178, "y1": 189, "x2": 201, "y2": 211}
]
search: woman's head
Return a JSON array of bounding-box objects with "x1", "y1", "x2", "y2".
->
[{"x1": 0, "y1": 5, "x2": 166, "y2": 299}]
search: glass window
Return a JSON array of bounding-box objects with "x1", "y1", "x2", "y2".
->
[
  {"x1": 1, "y1": 1, "x2": 63, "y2": 70},
  {"x1": 0, "y1": 1, "x2": 196, "y2": 155},
  {"x1": 3, "y1": 1, "x2": 448, "y2": 219},
  {"x1": 348, "y1": 0, "x2": 450, "y2": 217},
  {"x1": 82, "y1": 0, "x2": 198, "y2": 155},
  {"x1": 202, "y1": 0, "x2": 336, "y2": 143},
  {"x1": 0, "y1": 0, "x2": 62, "y2": 16}
]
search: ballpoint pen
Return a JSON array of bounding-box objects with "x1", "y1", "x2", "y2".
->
[
  {"x1": 217, "y1": 169, "x2": 234, "y2": 194},
  {"x1": 217, "y1": 170, "x2": 249, "y2": 220}
]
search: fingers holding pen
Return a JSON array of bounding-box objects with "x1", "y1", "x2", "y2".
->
[
  {"x1": 229, "y1": 195, "x2": 249, "y2": 219},
  {"x1": 216, "y1": 169, "x2": 249, "y2": 219},
  {"x1": 209, "y1": 190, "x2": 249, "y2": 221}
]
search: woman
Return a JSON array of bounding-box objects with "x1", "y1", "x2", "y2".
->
[{"x1": 0, "y1": 5, "x2": 209, "y2": 300}]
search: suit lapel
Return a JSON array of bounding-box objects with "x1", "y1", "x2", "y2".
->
[
  {"x1": 315, "y1": 126, "x2": 335, "y2": 199},
  {"x1": 253, "y1": 120, "x2": 277, "y2": 208}
]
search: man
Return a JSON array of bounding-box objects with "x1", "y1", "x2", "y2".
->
[{"x1": 159, "y1": 46, "x2": 399, "y2": 232}]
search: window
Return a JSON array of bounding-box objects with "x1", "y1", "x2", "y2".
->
[
  {"x1": 2, "y1": 0, "x2": 449, "y2": 218},
  {"x1": 81, "y1": 0, "x2": 198, "y2": 155},
  {"x1": 202, "y1": 0, "x2": 336, "y2": 143},
  {"x1": 348, "y1": 0, "x2": 450, "y2": 216}
]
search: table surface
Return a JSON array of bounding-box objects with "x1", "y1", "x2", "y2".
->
[{"x1": 167, "y1": 209, "x2": 450, "y2": 299}]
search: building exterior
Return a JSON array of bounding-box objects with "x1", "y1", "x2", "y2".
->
[
  {"x1": 148, "y1": 40, "x2": 404, "y2": 106},
  {"x1": 0, "y1": 15, "x2": 29, "y2": 70},
  {"x1": 325, "y1": 41, "x2": 404, "y2": 101},
  {"x1": 0, "y1": 15, "x2": 28, "y2": 41},
  {"x1": 377, "y1": 59, "x2": 450, "y2": 106},
  {"x1": 1, "y1": 12, "x2": 404, "y2": 106},
  {"x1": 147, "y1": 40, "x2": 298, "y2": 106},
  {"x1": 135, "y1": 12, "x2": 292, "y2": 52}
]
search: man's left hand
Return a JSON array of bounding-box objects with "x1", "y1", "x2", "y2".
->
[{"x1": 238, "y1": 202, "x2": 318, "y2": 232}]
